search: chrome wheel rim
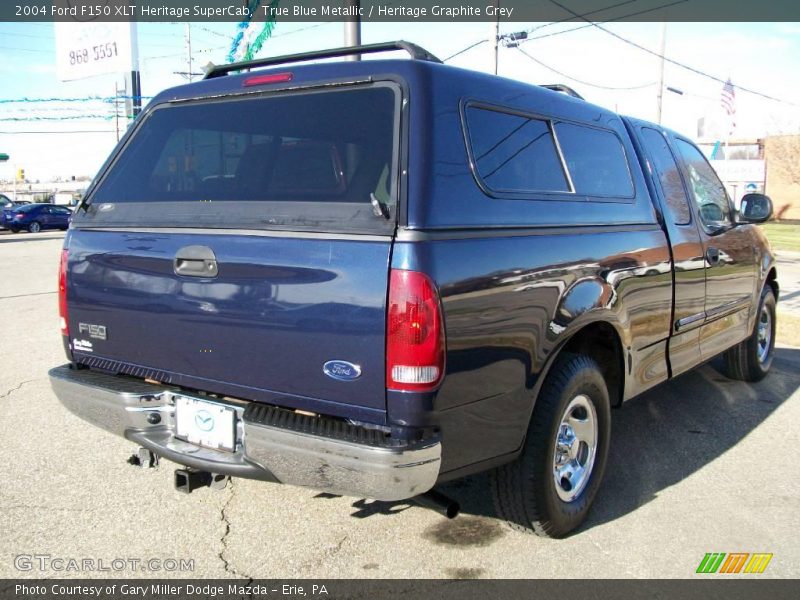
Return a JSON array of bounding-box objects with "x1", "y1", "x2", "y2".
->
[
  {"x1": 553, "y1": 394, "x2": 598, "y2": 502},
  {"x1": 30, "y1": 222, "x2": 40, "y2": 233},
  {"x1": 757, "y1": 305, "x2": 772, "y2": 365}
]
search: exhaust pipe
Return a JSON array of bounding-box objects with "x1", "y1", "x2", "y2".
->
[{"x1": 413, "y1": 488, "x2": 460, "y2": 519}]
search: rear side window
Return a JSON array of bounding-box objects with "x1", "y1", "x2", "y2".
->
[
  {"x1": 553, "y1": 123, "x2": 633, "y2": 197},
  {"x1": 639, "y1": 127, "x2": 692, "y2": 225},
  {"x1": 78, "y1": 84, "x2": 399, "y2": 234},
  {"x1": 464, "y1": 104, "x2": 634, "y2": 200},
  {"x1": 465, "y1": 106, "x2": 569, "y2": 194}
]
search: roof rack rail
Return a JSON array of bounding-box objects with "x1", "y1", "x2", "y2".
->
[
  {"x1": 541, "y1": 84, "x2": 585, "y2": 100},
  {"x1": 204, "y1": 40, "x2": 442, "y2": 79}
]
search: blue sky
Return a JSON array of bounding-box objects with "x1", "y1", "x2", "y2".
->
[{"x1": 1, "y1": 20, "x2": 799, "y2": 181}]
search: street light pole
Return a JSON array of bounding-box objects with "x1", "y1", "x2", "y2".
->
[
  {"x1": 344, "y1": 0, "x2": 361, "y2": 60},
  {"x1": 490, "y1": 0, "x2": 500, "y2": 74},
  {"x1": 129, "y1": 21, "x2": 142, "y2": 117},
  {"x1": 656, "y1": 22, "x2": 666, "y2": 124}
]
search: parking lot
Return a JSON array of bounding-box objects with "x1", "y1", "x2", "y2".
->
[{"x1": 1, "y1": 229, "x2": 798, "y2": 579}]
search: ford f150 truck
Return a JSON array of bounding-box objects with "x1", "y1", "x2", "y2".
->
[{"x1": 49, "y1": 42, "x2": 778, "y2": 538}]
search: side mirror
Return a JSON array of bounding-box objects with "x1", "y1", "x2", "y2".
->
[{"x1": 738, "y1": 193, "x2": 772, "y2": 223}]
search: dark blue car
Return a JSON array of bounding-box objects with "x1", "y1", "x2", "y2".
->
[{"x1": 6, "y1": 203, "x2": 71, "y2": 233}]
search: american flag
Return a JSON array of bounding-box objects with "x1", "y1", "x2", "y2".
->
[{"x1": 721, "y1": 78, "x2": 736, "y2": 134}]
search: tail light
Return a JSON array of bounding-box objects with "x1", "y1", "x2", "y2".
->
[
  {"x1": 58, "y1": 249, "x2": 69, "y2": 336},
  {"x1": 14, "y1": 212, "x2": 24, "y2": 218},
  {"x1": 386, "y1": 269, "x2": 445, "y2": 391}
]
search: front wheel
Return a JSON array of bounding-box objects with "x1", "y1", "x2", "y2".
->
[
  {"x1": 491, "y1": 353, "x2": 611, "y2": 538},
  {"x1": 27, "y1": 221, "x2": 41, "y2": 233},
  {"x1": 722, "y1": 286, "x2": 777, "y2": 382}
]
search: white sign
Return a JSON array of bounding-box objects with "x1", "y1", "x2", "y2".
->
[
  {"x1": 54, "y1": 22, "x2": 132, "y2": 81},
  {"x1": 709, "y1": 160, "x2": 765, "y2": 184}
]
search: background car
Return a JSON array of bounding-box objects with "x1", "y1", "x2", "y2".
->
[
  {"x1": 6, "y1": 203, "x2": 71, "y2": 233},
  {"x1": 1, "y1": 195, "x2": 31, "y2": 230}
]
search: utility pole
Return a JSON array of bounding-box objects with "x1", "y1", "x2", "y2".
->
[
  {"x1": 185, "y1": 23, "x2": 194, "y2": 83},
  {"x1": 490, "y1": 0, "x2": 500, "y2": 74},
  {"x1": 344, "y1": 0, "x2": 361, "y2": 60},
  {"x1": 128, "y1": 22, "x2": 142, "y2": 117},
  {"x1": 114, "y1": 82, "x2": 120, "y2": 142},
  {"x1": 656, "y1": 22, "x2": 666, "y2": 124}
]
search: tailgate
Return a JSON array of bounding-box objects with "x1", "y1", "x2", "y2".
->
[
  {"x1": 65, "y1": 81, "x2": 402, "y2": 418},
  {"x1": 66, "y1": 230, "x2": 390, "y2": 412}
]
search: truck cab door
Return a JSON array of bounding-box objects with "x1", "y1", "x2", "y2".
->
[
  {"x1": 635, "y1": 125, "x2": 706, "y2": 376},
  {"x1": 671, "y1": 137, "x2": 757, "y2": 360}
]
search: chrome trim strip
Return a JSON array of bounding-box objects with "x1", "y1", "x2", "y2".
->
[
  {"x1": 675, "y1": 296, "x2": 750, "y2": 332},
  {"x1": 396, "y1": 223, "x2": 660, "y2": 242},
  {"x1": 705, "y1": 296, "x2": 751, "y2": 320},
  {"x1": 675, "y1": 312, "x2": 705, "y2": 332}
]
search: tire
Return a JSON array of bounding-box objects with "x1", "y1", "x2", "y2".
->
[
  {"x1": 9, "y1": 228, "x2": 19, "y2": 234},
  {"x1": 491, "y1": 353, "x2": 611, "y2": 538},
  {"x1": 27, "y1": 221, "x2": 41, "y2": 233},
  {"x1": 722, "y1": 286, "x2": 776, "y2": 382}
]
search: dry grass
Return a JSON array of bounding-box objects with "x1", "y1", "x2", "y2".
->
[
  {"x1": 760, "y1": 223, "x2": 800, "y2": 252},
  {"x1": 777, "y1": 311, "x2": 800, "y2": 347}
]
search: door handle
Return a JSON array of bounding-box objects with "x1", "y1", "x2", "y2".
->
[
  {"x1": 705, "y1": 247, "x2": 720, "y2": 265},
  {"x1": 174, "y1": 245, "x2": 218, "y2": 277}
]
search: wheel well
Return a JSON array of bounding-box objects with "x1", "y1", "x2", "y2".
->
[
  {"x1": 766, "y1": 268, "x2": 779, "y2": 299},
  {"x1": 562, "y1": 322, "x2": 624, "y2": 407}
]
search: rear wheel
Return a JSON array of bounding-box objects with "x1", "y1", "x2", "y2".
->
[
  {"x1": 491, "y1": 353, "x2": 611, "y2": 538},
  {"x1": 27, "y1": 221, "x2": 41, "y2": 233},
  {"x1": 722, "y1": 286, "x2": 776, "y2": 382}
]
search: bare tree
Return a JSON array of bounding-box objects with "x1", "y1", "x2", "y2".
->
[{"x1": 767, "y1": 134, "x2": 800, "y2": 186}]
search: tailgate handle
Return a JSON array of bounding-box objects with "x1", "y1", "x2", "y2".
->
[{"x1": 174, "y1": 245, "x2": 218, "y2": 277}]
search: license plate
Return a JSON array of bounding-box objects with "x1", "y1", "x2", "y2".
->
[{"x1": 175, "y1": 396, "x2": 236, "y2": 452}]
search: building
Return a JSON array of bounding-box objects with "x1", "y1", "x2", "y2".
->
[{"x1": 699, "y1": 136, "x2": 800, "y2": 220}]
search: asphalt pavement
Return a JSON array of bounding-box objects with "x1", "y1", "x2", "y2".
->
[{"x1": 0, "y1": 230, "x2": 798, "y2": 579}]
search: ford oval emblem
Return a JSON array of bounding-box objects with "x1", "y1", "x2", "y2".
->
[{"x1": 323, "y1": 360, "x2": 362, "y2": 381}]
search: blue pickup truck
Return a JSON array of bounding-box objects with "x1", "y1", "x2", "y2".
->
[{"x1": 49, "y1": 42, "x2": 778, "y2": 538}]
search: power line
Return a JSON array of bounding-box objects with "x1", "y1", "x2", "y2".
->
[
  {"x1": 0, "y1": 115, "x2": 129, "y2": 122},
  {"x1": 272, "y1": 22, "x2": 334, "y2": 38},
  {"x1": 546, "y1": 0, "x2": 799, "y2": 107},
  {"x1": 142, "y1": 45, "x2": 227, "y2": 61},
  {"x1": 517, "y1": 0, "x2": 639, "y2": 38},
  {"x1": 0, "y1": 45, "x2": 51, "y2": 54},
  {"x1": 518, "y1": 0, "x2": 688, "y2": 43},
  {"x1": 0, "y1": 96, "x2": 152, "y2": 104},
  {"x1": 443, "y1": 0, "x2": 650, "y2": 63},
  {"x1": 444, "y1": 39, "x2": 487, "y2": 62},
  {"x1": 515, "y1": 46, "x2": 656, "y2": 90},
  {"x1": 0, "y1": 130, "x2": 116, "y2": 134}
]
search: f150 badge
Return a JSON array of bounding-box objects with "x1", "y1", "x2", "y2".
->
[
  {"x1": 323, "y1": 360, "x2": 361, "y2": 381},
  {"x1": 78, "y1": 323, "x2": 107, "y2": 340}
]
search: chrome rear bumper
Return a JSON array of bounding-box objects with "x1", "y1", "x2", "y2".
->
[{"x1": 49, "y1": 365, "x2": 441, "y2": 501}]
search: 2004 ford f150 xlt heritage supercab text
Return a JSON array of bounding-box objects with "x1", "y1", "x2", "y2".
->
[{"x1": 49, "y1": 42, "x2": 779, "y2": 537}]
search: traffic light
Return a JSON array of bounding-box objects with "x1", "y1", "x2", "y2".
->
[{"x1": 16, "y1": 168, "x2": 24, "y2": 181}]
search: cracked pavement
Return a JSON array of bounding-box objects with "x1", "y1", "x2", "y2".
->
[{"x1": 1, "y1": 231, "x2": 798, "y2": 578}]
